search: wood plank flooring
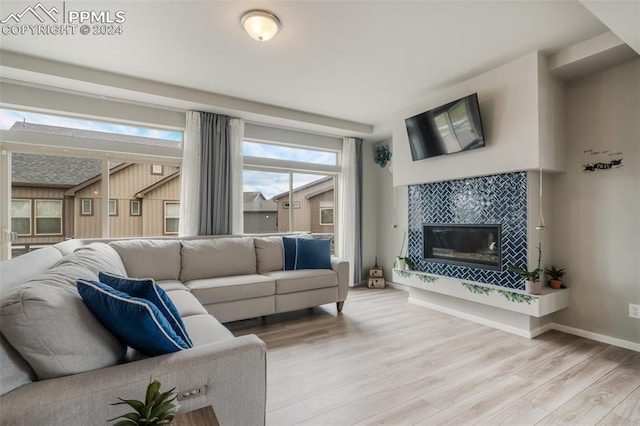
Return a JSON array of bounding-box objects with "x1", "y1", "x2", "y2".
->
[{"x1": 229, "y1": 287, "x2": 640, "y2": 426}]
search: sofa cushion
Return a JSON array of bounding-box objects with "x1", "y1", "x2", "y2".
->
[
  {"x1": 254, "y1": 236, "x2": 284, "y2": 273},
  {"x1": 156, "y1": 280, "x2": 189, "y2": 292},
  {"x1": 187, "y1": 275, "x2": 275, "y2": 305},
  {"x1": 109, "y1": 240, "x2": 181, "y2": 281},
  {"x1": 24, "y1": 263, "x2": 99, "y2": 289},
  {"x1": 264, "y1": 269, "x2": 338, "y2": 294},
  {"x1": 0, "y1": 282, "x2": 126, "y2": 380},
  {"x1": 53, "y1": 243, "x2": 127, "y2": 277},
  {"x1": 181, "y1": 314, "x2": 234, "y2": 346},
  {"x1": 98, "y1": 272, "x2": 193, "y2": 347},
  {"x1": 166, "y1": 290, "x2": 208, "y2": 317},
  {"x1": 180, "y1": 237, "x2": 257, "y2": 282},
  {"x1": 294, "y1": 238, "x2": 332, "y2": 270},
  {"x1": 0, "y1": 246, "x2": 62, "y2": 292},
  {"x1": 77, "y1": 279, "x2": 190, "y2": 356},
  {"x1": 0, "y1": 335, "x2": 36, "y2": 396}
]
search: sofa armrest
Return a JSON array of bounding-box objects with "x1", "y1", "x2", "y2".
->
[
  {"x1": 0, "y1": 334, "x2": 266, "y2": 426},
  {"x1": 331, "y1": 256, "x2": 350, "y2": 301}
]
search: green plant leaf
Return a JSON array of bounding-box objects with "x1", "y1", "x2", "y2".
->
[
  {"x1": 145, "y1": 380, "x2": 161, "y2": 405},
  {"x1": 111, "y1": 398, "x2": 145, "y2": 412},
  {"x1": 113, "y1": 420, "x2": 139, "y2": 426},
  {"x1": 107, "y1": 412, "x2": 141, "y2": 422},
  {"x1": 151, "y1": 388, "x2": 176, "y2": 407}
]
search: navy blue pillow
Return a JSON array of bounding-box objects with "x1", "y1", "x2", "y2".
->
[
  {"x1": 295, "y1": 238, "x2": 332, "y2": 270},
  {"x1": 98, "y1": 272, "x2": 192, "y2": 347},
  {"x1": 282, "y1": 236, "x2": 297, "y2": 270},
  {"x1": 76, "y1": 279, "x2": 190, "y2": 356},
  {"x1": 283, "y1": 235, "x2": 314, "y2": 270}
]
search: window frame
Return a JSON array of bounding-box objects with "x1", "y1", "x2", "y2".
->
[
  {"x1": 34, "y1": 199, "x2": 63, "y2": 236},
  {"x1": 11, "y1": 199, "x2": 32, "y2": 236},
  {"x1": 130, "y1": 199, "x2": 141, "y2": 216},
  {"x1": 319, "y1": 206, "x2": 334, "y2": 226},
  {"x1": 163, "y1": 200, "x2": 180, "y2": 235},
  {"x1": 80, "y1": 199, "x2": 93, "y2": 216},
  {"x1": 151, "y1": 164, "x2": 163, "y2": 175},
  {"x1": 108, "y1": 199, "x2": 118, "y2": 216}
]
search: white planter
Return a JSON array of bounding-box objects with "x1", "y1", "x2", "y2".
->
[{"x1": 525, "y1": 280, "x2": 543, "y2": 295}]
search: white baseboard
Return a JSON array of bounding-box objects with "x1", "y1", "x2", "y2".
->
[
  {"x1": 549, "y1": 323, "x2": 640, "y2": 352},
  {"x1": 409, "y1": 297, "x2": 539, "y2": 339},
  {"x1": 385, "y1": 281, "x2": 410, "y2": 292}
]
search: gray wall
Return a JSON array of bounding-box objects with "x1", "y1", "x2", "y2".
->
[{"x1": 550, "y1": 59, "x2": 640, "y2": 344}]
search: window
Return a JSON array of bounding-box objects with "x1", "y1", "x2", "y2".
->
[
  {"x1": 35, "y1": 200, "x2": 62, "y2": 235},
  {"x1": 242, "y1": 140, "x2": 339, "y2": 239},
  {"x1": 320, "y1": 202, "x2": 334, "y2": 225},
  {"x1": 11, "y1": 199, "x2": 31, "y2": 235},
  {"x1": 80, "y1": 199, "x2": 93, "y2": 216},
  {"x1": 108, "y1": 200, "x2": 118, "y2": 216},
  {"x1": 130, "y1": 200, "x2": 141, "y2": 216},
  {"x1": 151, "y1": 164, "x2": 163, "y2": 175},
  {"x1": 164, "y1": 201, "x2": 179, "y2": 234}
]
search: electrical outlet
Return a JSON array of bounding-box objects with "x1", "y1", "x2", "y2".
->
[{"x1": 629, "y1": 304, "x2": 640, "y2": 319}]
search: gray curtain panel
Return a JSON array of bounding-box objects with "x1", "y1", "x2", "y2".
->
[
  {"x1": 354, "y1": 138, "x2": 363, "y2": 284},
  {"x1": 199, "y1": 112, "x2": 231, "y2": 235}
]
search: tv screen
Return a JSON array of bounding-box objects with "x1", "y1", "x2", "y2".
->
[{"x1": 405, "y1": 93, "x2": 485, "y2": 161}]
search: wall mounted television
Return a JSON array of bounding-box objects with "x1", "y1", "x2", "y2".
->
[{"x1": 405, "y1": 93, "x2": 485, "y2": 161}]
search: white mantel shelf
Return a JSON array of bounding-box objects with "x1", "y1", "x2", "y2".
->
[{"x1": 392, "y1": 269, "x2": 570, "y2": 318}]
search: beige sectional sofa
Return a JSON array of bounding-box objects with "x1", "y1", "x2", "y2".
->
[{"x1": 0, "y1": 235, "x2": 349, "y2": 425}]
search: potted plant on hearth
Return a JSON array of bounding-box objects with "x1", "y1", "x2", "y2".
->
[
  {"x1": 545, "y1": 266, "x2": 565, "y2": 289},
  {"x1": 109, "y1": 379, "x2": 180, "y2": 425},
  {"x1": 508, "y1": 243, "x2": 543, "y2": 295},
  {"x1": 394, "y1": 229, "x2": 415, "y2": 270}
]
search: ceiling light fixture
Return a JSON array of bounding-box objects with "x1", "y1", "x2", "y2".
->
[{"x1": 240, "y1": 10, "x2": 281, "y2": 42}]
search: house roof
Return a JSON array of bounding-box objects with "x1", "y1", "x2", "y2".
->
[
  {"x1": 243, "y1": 192, "x2": 266, "y2": 203},
  {"x1": 273, "y1": 176, "x2": 334, "y2": 201},
  {"x1": 11, "y1": 152, "x2": 103, "y2": 188},
  {"x1": 135, "y1": 171, "x2": 180, "y2": 198}
]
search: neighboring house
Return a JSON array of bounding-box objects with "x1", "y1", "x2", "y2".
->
[
  {"x1": 272, "y1": 177, "x2": 335, "y2": 235},
  {"x1": 243, "y1": 191, "x2": 277, "y2": 234},
  {"x1": 11, "y1": 157, "x2": 181, "y2": 249}
]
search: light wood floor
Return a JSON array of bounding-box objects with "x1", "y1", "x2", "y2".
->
[{"x1": 230, "y1": 287, "x2": 640, "y2": 426}]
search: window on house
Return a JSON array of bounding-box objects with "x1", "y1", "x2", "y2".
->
[
  {"x1": 108, "y1": 200, "x2": 118, "y2": 216},
  {"x1": 320, "y1": 202, "x2": 334, "y2": 225},
  {"x1": 130, "y1": 200, "x2": 141, "y2": 216},
  {"x1": 164, "y1": 201, "x2": 179, "y2": 234},
  {"x1": 34, "y1": 200, "x2": 62, "y2": 235},
  {"x1": 80, "y1": 199, "x2": 92, "y2": 216},
  {"x1": 151, "y1": 165, "x2": 163, "y2": 175},
  {"x1": 11, "y1": 199, "x2": 32, "y2": 236}
]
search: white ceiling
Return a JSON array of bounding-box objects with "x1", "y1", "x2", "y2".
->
[{"x1": 0, "y1": 1, "x2": 626, "y2": 140}]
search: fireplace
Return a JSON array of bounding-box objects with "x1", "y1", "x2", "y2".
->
[{"x1": 423, "y1": 224, "x2": 501, "y2": 271}]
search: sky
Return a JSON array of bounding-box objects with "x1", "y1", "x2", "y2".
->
[
  {"x1": 0, "y1": 109, "x2": 183, "y2": 141},
  {"x1": 2, "y1": 108, "x2": 335, "y2": 200}
]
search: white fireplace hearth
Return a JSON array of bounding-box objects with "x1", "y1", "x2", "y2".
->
[{"x1": 392, "y1": 269, "x2": 570, "y2": 338}]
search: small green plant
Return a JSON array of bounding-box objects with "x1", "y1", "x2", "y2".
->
[
  {"x1": 545, "y1": 266, "x2": 565, "y2": 280},
  {"x1": 509, "y1": 243, "x2": 543, "y2": 282},
  {"x1": 109, "y1": 379, "x2": 180, "y2": 426},
  {"x1": 395, "y1": 229, "x2": 415, "y2": 270}
]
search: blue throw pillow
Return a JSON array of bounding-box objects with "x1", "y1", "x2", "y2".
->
[
  {"x1": 283, "y1": 235, "x2": 314, "y2": 270},
  {"x1": 295, "y1": 238, "x2": 332, "y2": 270},
  {"x1": 98, "y1": 272, "x2": 192, "y2": 347},
  {"x1": 76, "y1": 279, "x2": 190, "y2": 356}
]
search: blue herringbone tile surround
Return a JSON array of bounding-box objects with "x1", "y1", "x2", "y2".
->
[{"x1": 407, "y1": 171, "x2": 527, "y2": 290}]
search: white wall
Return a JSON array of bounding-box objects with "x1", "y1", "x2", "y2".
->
[
  {"x1": 361, "y1": 143, "x2": 379, "y2": 281},
  {"x1": 392, "y1": 52, "x2": 541, "y2": 186},
  {"x1": 551, "y1": 59, "x2": 640, "y2": 344}
]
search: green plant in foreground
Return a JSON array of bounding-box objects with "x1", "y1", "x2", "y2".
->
[{"x1": 109, "y1": 379, "x2": 180, "y2": 425}]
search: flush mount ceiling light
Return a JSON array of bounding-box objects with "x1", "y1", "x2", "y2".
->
[{"x1": 240, "y1": 10, "x2": 281, "y2": 42}]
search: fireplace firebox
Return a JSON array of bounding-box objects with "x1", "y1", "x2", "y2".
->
[{"x1": 423, "y1": 224, "x2": 501, "y2": 271}]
